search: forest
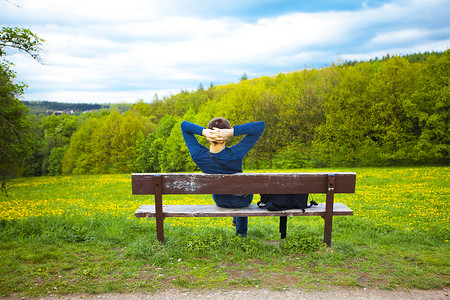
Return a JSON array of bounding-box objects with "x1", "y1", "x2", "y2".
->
[
  {"x1": 23, "y1": 101, "x2": 107, "y2": 115},
  {"x1": 23, "y1": 51, "x2": 449, "y2": 177}
]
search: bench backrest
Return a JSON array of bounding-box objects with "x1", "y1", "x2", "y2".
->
[{"x1": 132, "y1": 172, "x2": 356, "y2": 195}]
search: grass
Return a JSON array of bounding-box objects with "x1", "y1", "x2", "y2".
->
[{"x1": 0, "y1": 167, "x2": 448, "y2": 297}]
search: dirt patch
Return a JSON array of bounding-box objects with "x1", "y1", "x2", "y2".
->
[{"x1": 4, "y1": 288, "x2": 448, "y2": 300}]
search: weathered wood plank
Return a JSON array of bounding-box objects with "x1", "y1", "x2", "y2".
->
[
  {"x1": 135, "y1": 203, "x2": 353, "y2": 218},
  {"x1": 132, "y1": 172, "x2": 356, "y2": 195}
]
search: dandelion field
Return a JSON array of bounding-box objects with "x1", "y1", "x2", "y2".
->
[{"x1": 0, "y1": 167, "x2": 448, "y2": 297}]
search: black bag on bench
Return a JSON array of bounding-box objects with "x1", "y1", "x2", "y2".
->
[{"x1": 257, "y1": 194, "x2": 318, "y2": 212}]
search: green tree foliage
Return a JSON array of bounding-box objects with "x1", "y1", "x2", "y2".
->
[
  {"x1": 62, "y1": 110, "x2": 151, "y2": 174},
  {"x1": 131, "y1": 115, "x2": 178, "y2": 173},
  {"x1": 62, "y1": 117, "x2": 101, "y2": 174},
  {"x1": 1, "y1": 26, "x2": 44, "y2": 192},
  {"x1": 0, "y1": 64, "x2": 33, "y2": 192},
  {"x1": 312, "y1": 52, "x2": 449, "y2": 166},
  {"x1": 240, "y1": 72, "x2": 248, "y2": 81},
  {"x1": 22, "y1": 115, "x2": 46, "y2": 177},
  {"x1": 132, "y1": 132, "x2": 163, "y2": 173},
  {"x1": 156, "y1": 115, "x2": 177, "y2": 138},
  {"x1": 20, "y1": 50, "x2": 449, "y2": 177},
  {"x1": 47, "y1": 146, "x2": 67, "y2": 176},
  {"x1": 41, "y1": 114, "x2": 78, "y2": 174},
  {"x1": 269, "y1": 70, "x2": 327, "y2": 168},
  {"x1": 131, "y1": 99, "x2": 153, "y2": 118},
  {"x1": 313, "y1": 62, "x2": 377, "y2": 166},
  {"x1": 0, "y1": 27, "x2": 45, "y2": 62},
  {"x1": 22, "y1": 113, "x2": 79, "y2": 176},
  {"x1": 366, "y1": 57, "x2": 418, "y2": 164},
  {"x1": 409, "y1": 53, "x2": 449, "y2": 164},
  {"x1": 159, "y1": 109, "x2": 198, "y2": 172}
]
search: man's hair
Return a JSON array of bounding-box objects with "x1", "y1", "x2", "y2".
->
[{"x1": 208, "y1": 117, "x2": 231, "y2": 129}]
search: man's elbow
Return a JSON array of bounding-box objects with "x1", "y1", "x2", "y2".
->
[
  {"x1": 180, "y1": 120, "x2": 190, "y2": 131},
  {"x1": 258, "y1": 121, "x2": 266, "y2": 132}
]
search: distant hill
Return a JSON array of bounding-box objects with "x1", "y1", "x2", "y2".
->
[{"x1": 22, "y1": 101, "x2": 109, "y2": 115}]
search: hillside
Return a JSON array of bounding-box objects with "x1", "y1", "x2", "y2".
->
[{"x1": 22, "y1": 101, "x2": 108, "y2": 115}]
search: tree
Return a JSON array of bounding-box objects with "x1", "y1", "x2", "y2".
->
[
  {"x1": 1, "y1": 26, "x2": 44, "y2": 193},
  {"x1": 131, "y1": 99, "x2": 153, "y2": 117},
  {"x1": 409, "y1": 51, "x2": 449, "y2": 164},
  {"x1": 366, "y1": 56, "x2": 418, "y2": 165},
  {"x1": 156, "y1": 115, "x2": 177, "y2": 138},
  {"x1": 0, "y1": 27, "x2": 45, "y2": 62},
  {"x1": 22, "y1": 114, "x2": 46, "y2": 177},
  {"x1": 159, "y1": 109, "x2": 197, "y2": 172},
  {"x1": 0, "y1": 65, "x2": 32, "y2": 193},
  {"x1": 62, "y1": 110, "x2": 151, "y2": 174},
  {"x1": 62, "y1": 117, "x2": 101, "y2": 174},
  {"x1": 47, "y1": 146, "x2": 67, "y2": 176},
  {"x1": 312, "y1": 63, "x2": 378, "y2": 166},
  {"x1": 39, "y1": 114, "x2": 78, "y2": 175},
  {"x1": 132, "y1": 132, "x2": 163, "y2": 173}
]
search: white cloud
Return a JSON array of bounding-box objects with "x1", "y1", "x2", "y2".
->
[
  {"x1": 372, "y1": 29, "x2": 427, "y2": 44},
  {"x1": 1, "y1": 0, "x2": 449, "y2": 103},
  {"x1": 341, "y1": 39, "x2": 450, "y2": 62},
  {"x1": 370, "y1": 28, "x2": 450, "y2": 47}
]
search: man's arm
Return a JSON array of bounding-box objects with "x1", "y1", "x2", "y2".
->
[
  {"x1": 231, "y1": 121, "x2": 265, "y2": 156},
  {"x1": 233, "y1": 121, "x2": 265, "y2": 137},
  {"x1": 181, "y1": 121, "x2": 208, "y2": 156}
]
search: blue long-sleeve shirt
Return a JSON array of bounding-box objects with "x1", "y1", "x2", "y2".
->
[{"x1": 181, "y1": 120, "x2": 265, "y2": 174}]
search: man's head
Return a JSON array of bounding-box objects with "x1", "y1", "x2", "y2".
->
[{"x1": 208, "y1": 117, "x2": 231, "y2": 130}]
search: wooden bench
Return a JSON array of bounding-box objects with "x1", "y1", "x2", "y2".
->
[{"x1": 132, "y1": 172, "x2": 356, "y2": 246}]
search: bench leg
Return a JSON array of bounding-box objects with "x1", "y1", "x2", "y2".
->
[
  {"x1": 323, "y1": 174, "x2": 335, "y2": 247},
  {"x1": 154, "y1": 175, "x2": 164, "y2": 242},
  {"x1": 279, "y1": 216, "x2": 287, "y2": 239},
  {"x1": 323, "y1": 215, "x2": 332, "y2": 247},
  {"x1": 156, "y1": 215, "x2": 164, "y2": 242}
]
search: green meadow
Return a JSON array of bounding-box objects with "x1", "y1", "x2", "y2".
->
[{"x1": 0, "y1": 167, "x2": 448, "y2": 297}]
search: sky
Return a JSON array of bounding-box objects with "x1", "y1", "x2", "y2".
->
[{"x1": 1, "y1": 0, "x2": 449, "y2": 104}]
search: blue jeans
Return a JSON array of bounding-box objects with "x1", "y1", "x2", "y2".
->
[{"x1": 212, "y1": 194, "x2": 253, "y2": 237}]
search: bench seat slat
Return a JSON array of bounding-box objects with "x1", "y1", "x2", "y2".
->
[
  {"x1": 132, "y1": 172, "x2": 356, "y2": 195},
  {"x1": 135, "y1": 203, "x2": 353, "y2": 218}
]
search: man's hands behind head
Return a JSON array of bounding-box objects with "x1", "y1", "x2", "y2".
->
[{"x1": 203, "y1": 127, "x2": 233, "y2": 144}]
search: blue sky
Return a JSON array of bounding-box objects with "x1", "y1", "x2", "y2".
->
[{"x1": 1, "y1": 0, "x2": 449, "y2": 103}]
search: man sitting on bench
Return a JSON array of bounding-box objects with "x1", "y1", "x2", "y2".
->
[{"x1": 181, "y1": 118, "x2": 265, "y2": 237}]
